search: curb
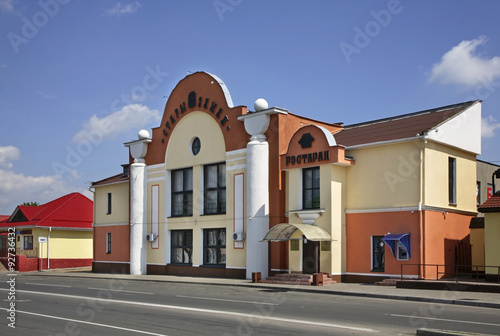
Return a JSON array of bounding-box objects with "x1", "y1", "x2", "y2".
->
[
  {"x1": 18, "y1": 272, "x2": 500, "y2": 310},
  {"x1": 417, "y1": 328, "x2": 496, "y2": 336}
]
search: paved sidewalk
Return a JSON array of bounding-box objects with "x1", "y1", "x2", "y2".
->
[{"x1": 13, "y1": 268, "x2": 500, "y2": 310}]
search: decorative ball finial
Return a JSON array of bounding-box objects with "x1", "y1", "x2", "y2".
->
[
  {"x1": 254, "y1": 98, "x2": 268, "y2": 112},
  {"x1": 138, "y1": 129, "x2": 150, "y2": 140}
]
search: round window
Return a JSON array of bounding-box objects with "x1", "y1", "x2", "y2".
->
[{"x1": 191, "y1": 137, "x2": 201, "y2": 156}]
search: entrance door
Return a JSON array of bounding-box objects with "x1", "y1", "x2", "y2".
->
[{"x1": 302, "y1": 237, "x2": 319, "y2": 274}]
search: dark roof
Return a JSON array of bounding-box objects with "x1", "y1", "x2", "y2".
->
[
  {"x1": 478, "y1": 191, "x2": 500, "y2": 213},
  {"x1": 91, "y1": 172, "x2": 129, "y2": 187},
  {"x1": 335, "y1": 101, "x2": 478, "y2": 147},
  {"x1": 0, "y1": 192, "x2": 93, "y2": 229},
  {"x1": 469, "y1": 217, "x2": 485, "y2": 229}
]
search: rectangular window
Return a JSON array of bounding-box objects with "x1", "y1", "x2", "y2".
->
[
  {"x1": 476, "y1": 181, "x2": 481, "y2": 205},
  {"x1": 171, "y1": 230, "x2": 193, "y2": 264},
  {"x1": 106, "y1": 193, "x2": 112, "y2": 215},
  {"x1": 303, "y1": 167, "x2": 320, "y2": 209},
  {"x1": 23, "y1": 236, "x2": 33, "y2": 250},
  {"x1": 371, "y1": 236, "x2": 385, "y2": 272},
  {"x1": 397, "y1": 241, "x2": 409, "y2": 261},
  {"x1": 171, "y1": 168, "x2": 193, "y2": 217},
  {"x1": 203, "y1": 228, "x2": 226, "y2": 266},
  {"x1": 204, "y1": 163, "x2": 226, "y2": 215},
  {"x1": 106, "y1": 232, "x2": 111, "y2": 254},
  {"x1": 448, "y1": 157, "x2": 456, "y2": 205}
]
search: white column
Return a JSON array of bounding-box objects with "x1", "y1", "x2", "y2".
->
[
  {"x1": 246, "y1": 133, "x2": 270, "y2": 280},
  {"x1": 124, "y1": 130, "x2": 152, "y2": 275},
  {"x1": 130, "y1": 161, "x2": 146, "y2": 275}
]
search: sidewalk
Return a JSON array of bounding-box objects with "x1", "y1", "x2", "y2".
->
[{"x1": 15, "y1": 268, "x2": 500, "y2": 310}]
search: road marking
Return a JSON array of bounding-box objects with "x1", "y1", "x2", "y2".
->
[
  {"x1": 88, "y1": 287, "x2": 154, "y2": 295},
  {"x1": 0, "y1": 288, "x2": 376, "y2": 333},
  {"x1": 0, "y1": 307, "x2": 168, "y2": 336},
  {"x1": 390, "y1": 314, "x2": 500, "y2": 327},
  {"x1": 25, "y1": 283, "x2": 71, "y2": 288},
  {"x1": 176, "y1": 294, "x2": 278, "y2": 305}
]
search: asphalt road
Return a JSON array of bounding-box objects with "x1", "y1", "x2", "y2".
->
[{"x1": 1, "y1": 273, "x2": 500, "y2": 335}]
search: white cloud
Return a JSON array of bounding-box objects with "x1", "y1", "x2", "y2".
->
[
  {"x1": 482, "y1": 115, "x2": 500, "y2": 138},
  {"x1": 429, "y1": 36, "x2": 500, "y2": 87},
  {"x1": 105, "y1": 1, "x2": 141, "y2": 16},
  {"x1": 0, "y1": 145, "x2": 20, "y2": 168},
  {"x1": 0, "y1": 168, "x2": 90, "y2": 214},
  {"x1": 0, "y1": 0, "x2": 15, "y2": 13},
  {"x1": 72, "y1": 104, "x2": 160, "y2": 143}
]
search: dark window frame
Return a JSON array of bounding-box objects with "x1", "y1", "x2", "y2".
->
[
  {"x1": 106, "y1": 193, "x2": 112, "y2": 215},
  {"x1": 171, "y1": 168, "x2": 193, "y2": 217},
  {"x1": 170, "y1": 230, "x2": 193, "y2": 265},
  {"x1": 303, "y1": 166, "x2": 320, "y2": 209},
  {"x1": 106, "y1": 232, "x2": 111, "y2": 254},
  {"x1": 449, "y1": 157, "x2": 457, "y2": 205},
  {"x1": 204, "y1": 163, "x2": 226, "y2": 215},
  {"x1": 23, "y1": 235, "x2": 33, "y2": 250},
  {"x1": 371, "y1": 236, "x2": 385, "y2": 272},
  {"x1": 203, "y1": 228, "x2": 226, "y2": 266}
]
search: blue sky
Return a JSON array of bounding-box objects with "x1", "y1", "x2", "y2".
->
[{"x1": 0, "y1": 0, "x2": 499, "y2": 213}]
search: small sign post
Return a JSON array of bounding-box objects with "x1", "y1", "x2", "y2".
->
[{"x1": 38, "y1": 237, "x2": 47, "y2": 271}]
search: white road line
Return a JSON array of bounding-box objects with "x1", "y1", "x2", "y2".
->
[
  {"x1": 25, "y1": 283, "x2": 72, "y2": 288},
  {"x1": 390, "y1": 314, "x2": 500, "y2": 327},
  {"x1": 88, "y1": 287, "x2": 154, "y2": 295},
  {"x1": 0, "y1": 288, "x2": 376, "y2": 333},
  {"x1": 0, "y1": 307, "x2": 168, "y2": 336},
  {"x1": 176, "y1": 294, "x2": 278, "y2": 305}
]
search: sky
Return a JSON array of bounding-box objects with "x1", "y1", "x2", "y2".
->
[{"x1": 0, "y1": 0, "x2": 500, "y2": 214}]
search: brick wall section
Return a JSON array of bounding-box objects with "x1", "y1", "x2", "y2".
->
[{"x1": 0, "y1": 255, "x2": 92, "y2": 272}]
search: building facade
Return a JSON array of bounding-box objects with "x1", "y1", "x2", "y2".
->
[
  {"x1": 92, "y1": 72, "x2": 482, "y2": 282},
  {"x1": 0, "y1": 193, "x2": 93, "y2": 272}
]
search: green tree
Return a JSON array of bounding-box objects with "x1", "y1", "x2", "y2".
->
[{"x1": 21, "y1": 201, "x2": 39, "y2": 206}]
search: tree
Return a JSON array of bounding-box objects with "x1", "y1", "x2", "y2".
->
[{"x1": 21, "y1": 201, "x2": 39, "y2": 206}]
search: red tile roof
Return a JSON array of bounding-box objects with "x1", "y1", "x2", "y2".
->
[
  {"x1": 478, "y1": 191, "x2": 500, "y2": 213},
  {"x1": 335, "y1": 101, "x2": 478, "y2": 147},
  {"x1": 0, "y1": 192, "x2": 93, "y2": 229}
]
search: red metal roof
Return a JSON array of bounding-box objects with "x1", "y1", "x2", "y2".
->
[
  {"x1": 335, "y1": 101, "x2": 478, "y2": 147},
  {"x1": 0, "y1": 192, "x2": 93, "y2": 229},
  {"x1": 478, "y1": 191, "x2": 500, "y2": 213}
]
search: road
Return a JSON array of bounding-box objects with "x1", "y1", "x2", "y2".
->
[{"x1": 1, "y1": 273, "x2": 500, "y2": 335}]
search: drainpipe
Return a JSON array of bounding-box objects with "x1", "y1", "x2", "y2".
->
[
  {"x1": 47, "y1": 227, "x2": 51, "y2": 269},
  {"x1": 419, "y1": 132, "x2": 428, "y2": 279}
]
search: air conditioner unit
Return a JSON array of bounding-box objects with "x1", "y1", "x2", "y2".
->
[
  {"x1": 146, "y1": 234, "x2": 157, "y2": 242},
  {"x1": 232, "y1": 232, "x2": 245, "y2": 242}
]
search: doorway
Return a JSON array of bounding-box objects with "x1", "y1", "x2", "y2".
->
[{"x1": 302, "y1": 236, "x2": 319, "y2": 274}]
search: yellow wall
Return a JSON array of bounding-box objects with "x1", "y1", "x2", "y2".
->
[
  {"x1": 164, "y1": 111, "x2": 247, "y2": 269},
  {"x1": 484, "y1": 212, "x2": 500, "y2": 274},
  {"x1": 94, "y1": 181, "x2": 129, "y2": 225},
  {"x1": 424, "y1": 142, "x2": 477, "y2": 212},
  {"x1": 286, "y1": 163, "x2": 348, "y2": 275},
  {"x1": 18, "y1": 228, "x2": 92, "y2": 259},
  {"x1": 345, "y1": 142, "x2": 422, "y2": 210},
  {"x1": 470, "y1": 227, "x2": 485, "y2": 270}
]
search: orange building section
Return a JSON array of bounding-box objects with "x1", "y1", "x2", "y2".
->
[
  {"x1": 93, "y1": 226, "x2": 130, "y2": 263},
  {"x1": 346, "y1": 210, "x2": 473, "y2": 281},
  {"x1": 346, "y1": 211, "x2": 421, "y2": 280},
  {"x1": 421, "y1": 210, "x2": 473, "y2": 279}
]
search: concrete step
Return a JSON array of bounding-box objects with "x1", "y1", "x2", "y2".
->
[
  {"x1": 375, "y1": 278, "x2": 399, "y2": 286},
  {"x1": 260, "y1": 280, "x2": 312, "y2": 285}
]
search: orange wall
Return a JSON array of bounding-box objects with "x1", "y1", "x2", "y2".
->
[
  {"x1": 422, "y1": 210, "x2": 472, "y2": 268},
  {"x1": 94, "y1": 226, "x2": 130, "y2": 262},
  {"x1": 346, "y1": 211, "x2": 421, "y2": 275}
]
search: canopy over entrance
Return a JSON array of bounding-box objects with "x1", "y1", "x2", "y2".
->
[
  {"x1": 261, "y1": 223, "x2": 332, "y2": 242},
  {"x1": 382, "y1": 233, "x2": 411, "y2": 258}
]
